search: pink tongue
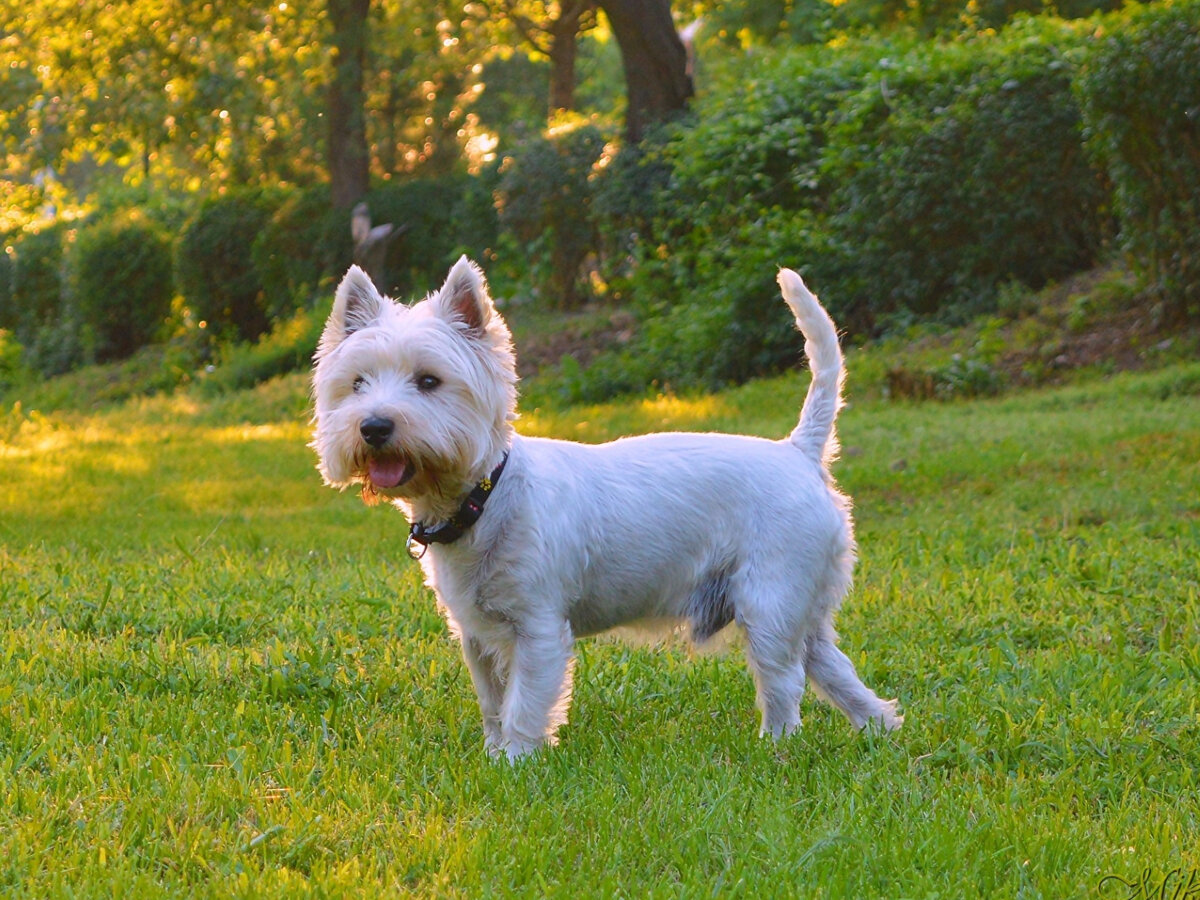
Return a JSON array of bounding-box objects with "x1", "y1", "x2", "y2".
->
[{"x1": 368, "y1": 458, "x2": 409, "y2": 489}]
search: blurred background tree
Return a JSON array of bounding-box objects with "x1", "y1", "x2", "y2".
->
[{"x1": 0, "y1": 0, "x2": 1193, "y2": 394}]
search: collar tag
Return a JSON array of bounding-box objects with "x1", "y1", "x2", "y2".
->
[{"x1": 407, "y1": 451, "x2": 509, "y2": 556}]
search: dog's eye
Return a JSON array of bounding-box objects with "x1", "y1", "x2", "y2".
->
[
  {"x1": 415, "y1": 373, "x2": 441, "y2": 393},
  {"x1": 352, "y1": 376, "x2": 366, "y2": 393}
]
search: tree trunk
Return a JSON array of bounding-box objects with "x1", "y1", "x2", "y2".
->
[
  {"x1": 597, "y1": 0, "x2": 693, "y2": 143},
  {"x1": 327, "y1": 0, "x2": 370, "y2": 210},
  {"x1": 548, "y1": 18, "x2": 579, "y2": 115}
]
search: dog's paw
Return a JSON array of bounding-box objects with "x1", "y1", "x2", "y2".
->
[
  {"x1": 498, "y1": 738, "x2": 546, "y2": 763},
  {"x1": 859, "y1": 699, "x2": 904, "y2": 734}
]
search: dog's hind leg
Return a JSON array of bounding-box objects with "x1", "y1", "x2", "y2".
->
[
  {"x1": 805, "y1": 628, "x2": 903, "y2": 732},
  {"x1": 739, "y1": 595, "x2": 808, "y2": 737},
  {"x1": 498, "y1": 617, "x2": 575, "y2": 760}
]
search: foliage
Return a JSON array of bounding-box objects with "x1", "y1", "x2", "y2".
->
[
  {"x1": 70, "y1": 211, "x2": 175, "y2": 361},
  {"x1": 594, "y1": 20, "x2": 1109, "y2": 390},
  {"x1": 473, "y1": 52, "x2": 553, "y2": 138},
  {"x1": 825, "y1": 19, "x2": 1108, "y2": 324},
  {"x1": 367, "y1": 172, "x2": 501, "y2": 299},
  {"x1": 0, "y1": 1, "x2": 326, "y2": 196},
  {"x1": 2, "y1": 0, "x2": 1195, "y2": 397},
  {"x1": 1075, "y1": 0, "x2": 1200, "y2": 322},
  {"x1": 3, "y1": 224, "x2": 67, "y2": 340},
  {"x1": 703, "y1": 0, "x2": 837, "y2": 45},
  {"x1": 1, "y1": 362, "x2": 1199, "y2": 896},
  {"x1": 2, "y1": 222, "x2": 86, "y2": 377},
  {"x1": 251, "y1": 175, "x2": 499, "y2": 323},
  {"x1": 199, "y1": 308, "x2": 326, "y2": 396},
  {"x1": 177, "y1": 190, "x2": 281, "y2": 342},
  {"x1": 0, "y1": 329, "x2": 30, "y2": 394},
  {"x1": 0, "y1": 240, "x2": 13, "y2": 331},
  {"x1": 252, "y1": 186, "x2": 351, "y2": 321},
  {"x1": 497, "y1": 121, "x2": 607, "y2": 307}
]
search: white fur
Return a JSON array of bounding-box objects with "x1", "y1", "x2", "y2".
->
[{"x1": 312, "y1": 258, "x2": 902, "y2": 760}]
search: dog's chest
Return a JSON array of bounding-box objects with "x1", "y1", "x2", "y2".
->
[{"x1": 422, "y1": 550, "x2": 520, "y2": 642}]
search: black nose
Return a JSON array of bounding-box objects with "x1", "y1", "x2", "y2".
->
[{"x1": 360, "y1": 416, "x2": 394, "y2": 448}]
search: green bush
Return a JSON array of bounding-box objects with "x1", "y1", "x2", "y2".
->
[
  {"x1": 599, "y1": 22, "x2": 1108, "y2": 391},
  {"x1": 251, "y1": 175, "x2": 499, "y2": 324},
  {"x1": 0, "y1": 328, "x2": 29, "y2": 395},
  {"x1": 1076, "y1": 0, "x2": 1200, "y2": 321},
  {"x1": 497, "y1": 122, "x2": 607, "y2": 308},
  {"x1": 826, "y1": 19, "x2": 1108, "y2": 326},
  {"x1": 177, "y1": 190, "x2": 280, "y2": 342},
  {"x1": 252, "y1": 185, "x2": 349, "y2": 319},
  {"x1": 837, "y1": 0, "x2": 1123, "y2": 36},
  {"x1": 70, "y1": 211, "x2": 175, "y2": 361},
  {"x1": 5, "y1": 223, "x2": 85, "y2": 377},
  {"x1": 367, "y1": 172, "x2": 501, "y2": 299},
  {"x1": 6, "y1": 224, "x2": 67, "y2": 340},
  {"x1": 0, "y1": 240, "x2": 13, "y2": 331},
  {"x1": 199, "y1": 307, "x2": 325, "y2": 395},
  {"x1": 602, "y1": 42, "x2": 893, "y2": 388}
]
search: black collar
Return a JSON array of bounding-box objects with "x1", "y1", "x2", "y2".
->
[{"x1": 406, "y1": 452, "x2": 509, "y2": 558}]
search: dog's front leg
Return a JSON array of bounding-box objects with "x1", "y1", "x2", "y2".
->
[
  {"x1": 460, "y1": 635, "x2": 508, "y2": 756},
  {"x1": 498, "y1": 617, "x2": 575, "y2": 761}
]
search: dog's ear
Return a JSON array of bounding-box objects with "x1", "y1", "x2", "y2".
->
[
  {"x1": 432, "y1": 256, "x2": 495, "y2": 334},
  {"x1": 321, "y1": 265, "x2": 385, "y2": 353}
]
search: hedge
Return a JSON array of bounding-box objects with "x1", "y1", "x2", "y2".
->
[
  {"x1": 597, "y1": 18, "x2": 1110, "y2": 388},
  {"x1": 70, "y1": 211, "x2": 174, "y2": 361},
  {"x1": 176, "y1": 190, "x2": 280, "y2": 342},
  {"x1": 1076, "y1": 0, "x2": 1200, "y2": 321},
  {"x1": 4, "y1": 223, "x2": 85, "y2": 377},
  {"x1": 497, "y1": 123, "x2": 607, "y2": 308}
]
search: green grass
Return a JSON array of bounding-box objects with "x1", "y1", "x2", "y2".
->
[{"x1": 2, "y1": 359, "x2": 1199, "y2": 898}]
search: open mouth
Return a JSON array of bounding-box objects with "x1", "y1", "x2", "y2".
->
[{"x1": 366, "y1": 455, "x2": 415, "y2": 490}]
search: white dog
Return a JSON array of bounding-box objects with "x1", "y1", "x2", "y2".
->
[{"x1": 311, "y1": 257, "x2": 902, "y2": 759}]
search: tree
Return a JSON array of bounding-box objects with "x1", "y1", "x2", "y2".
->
[
  {"x1": 328, "y1": 0, "x2": 371, "y2": 209},
  {"x1": 596, "y1": 0, "x2": 693, "y2": 142},
  {"x1": 499, "y1": 1, "x2": 599, "y2": 115},
  {"x1": 0, "y1": 0, "x2": 326, "y2": 196},
  {"x1": 366, "y1": 3, "x2": 497, "y2": 175}
]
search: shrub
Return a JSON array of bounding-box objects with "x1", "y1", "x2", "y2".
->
[
  {"x1": 5, "y1": 223, "x2": 85, "y2": 377},
  {"x1": 0, "y1": 240, "x2": 13, "y2": 331},
  {"x1": 602, "y1": 22, "x2": 1108, "y2": 391},
  {"x1": 367, "y1": 172, "x2": 500, "y2": 299},
  {"x1": 497, "y1": 122, "x2": 608, "y2": 308},
  {"x1": 199, "y1": 307, "x2": 325, "y2": 395},
  {"x1": 70, "y1": 211, "x2": 175, "y2": 361},
  {"x1": 1076, "y1": 0, "x2": 1200, "y2": 321},
  {"x1": 177, "y1": 190, "x2": 280, "y2": 341},
  {"x1": 826, "y1": 19, "x2": 1108, "y2": 325},
  {"x1": 7, "y1": 224, "x2": 67, "y2": 341},
  {"x1": 603, "y1": 41, "x2": 894, "y2": 388},
  {"x1": 251, "y1": 175, "x2": 500, "y2": 328},
  {"x1": 0, "y1": 328, "x2": 29, "y2": 395},
  {"x1": 252, "y1": 185, "x2": 349, "y2": 320}
]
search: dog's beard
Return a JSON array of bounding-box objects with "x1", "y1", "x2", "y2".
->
[{"x1": 353, "y1": 444, "x2": 482, "y2": 513}]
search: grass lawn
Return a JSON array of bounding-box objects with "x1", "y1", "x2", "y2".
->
[{"x1": 1, "y1": 359, "x2": 1198, "y2": 898}]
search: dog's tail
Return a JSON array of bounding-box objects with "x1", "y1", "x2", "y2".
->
[{"x1": 778, "y1": 268, "x2": 844, "y2": 465}]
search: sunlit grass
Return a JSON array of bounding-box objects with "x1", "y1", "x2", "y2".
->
[
  {"x1": 521, "y1": 390, "x2": 737, "y2": 440},
  {"x1": 2, "y1": 363, "x2": 1199, "y2": 897}
]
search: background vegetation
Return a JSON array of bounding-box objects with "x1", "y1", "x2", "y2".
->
[{"x1": 2, "y1": 0, "x2": 1198, "y2": 404}]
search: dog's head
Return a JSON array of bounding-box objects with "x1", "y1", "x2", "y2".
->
[{"x1": 310, "y1": 257, "x2": 517, "y2": 513}]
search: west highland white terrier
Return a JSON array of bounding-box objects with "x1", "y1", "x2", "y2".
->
[{"x1": 311, "y1": 257, "x2": 902, "y2": 759}]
